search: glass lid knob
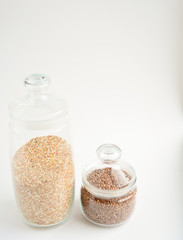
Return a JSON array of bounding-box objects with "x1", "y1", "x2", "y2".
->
[
  {"x1": 24, "y1": 73, "x2": 50, "y2": 88},
  {"x1": 96, "y1": 144, "x2": 122, "y2": 163}
]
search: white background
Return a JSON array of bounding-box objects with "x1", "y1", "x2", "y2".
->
[{"x1": 0, "y1": 0, "x2": 183, "y2": 239}]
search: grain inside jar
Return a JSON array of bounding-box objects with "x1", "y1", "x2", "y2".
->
[
  {"x1": 81, "y1": 168, "x2": 136, "y2": 225},
  {"x1": 12, "y1": 135, "x2": 74, "y2": 226}
]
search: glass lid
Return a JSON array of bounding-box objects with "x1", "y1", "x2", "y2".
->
[
  {"x1": 9, "y1": 74, "x2": 68, "y2": 127},
  {"x1": 82, "y1": 144, "x2": 136, "y2": 198}
]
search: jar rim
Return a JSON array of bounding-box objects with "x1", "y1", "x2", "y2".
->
[
  {"x1": 82, "y1": 162, "x2": 137, "y2": 199},
  {"x1": 9, "y1": 109, "x2": 69, "y2": 130},
  {"x1": 9, "y1": 94, "x2": 68, "y2": 130}
]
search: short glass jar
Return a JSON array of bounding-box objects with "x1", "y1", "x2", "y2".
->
[
  {"x1": 9, "y1": 74, "x2": 74, "y2": 227},
  {"x1": 81, "y1": 144, "x2": 137, "y2": 226}
]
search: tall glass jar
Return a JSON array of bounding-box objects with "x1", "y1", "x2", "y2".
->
[{"x1": 9, "y1": 74, "x2": 74, "y2": 227}]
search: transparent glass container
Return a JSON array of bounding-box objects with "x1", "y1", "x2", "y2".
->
[
  {"x1": 9, "y1": 74, "x2": 74, "y2": 227},
  {"x1": 81, "y1": 144, "x2": 137, "y2": 227}
]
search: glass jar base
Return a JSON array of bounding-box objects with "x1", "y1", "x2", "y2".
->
[
  {"x1": 22, "y1": 213, "x2": 72, "y2": 228},
  {"x1": 21, "y1": 198, "x2": 74, "y2": 228},
  {"x1": 80, "y1": 204, "x2": 131, "y2": 227},
  {"x1": 24, "y1": 219, "x2": 66, "y2": 228}
]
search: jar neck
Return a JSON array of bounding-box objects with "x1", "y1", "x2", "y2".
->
[
  {"x1": 24, "y1": 73, "x2": 50, "y2": 99},
  {"x1": 26, "y1": 86, "x2": 48, "y2": 97}
]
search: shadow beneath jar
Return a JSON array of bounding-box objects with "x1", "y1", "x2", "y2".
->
[{"x1": 0, "y1": 197, "x2": 125, "y2": 233}]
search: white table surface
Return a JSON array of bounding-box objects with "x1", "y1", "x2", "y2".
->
[{"x1": 0, "y1": 0, "x2": 182, "y2": 239}]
